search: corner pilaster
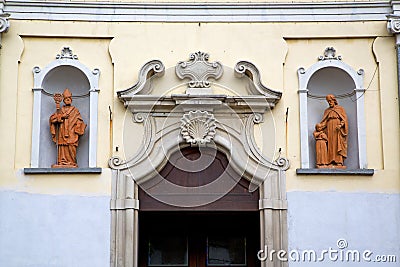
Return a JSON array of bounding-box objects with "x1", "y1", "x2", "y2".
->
[
  {"x1": 259, "y1": 170, "x2": 288, "y2": 267},
  {"x1": 0, "y1": 0, "x2": 10, "y2": 48},
  {"x1": 110, "y1": 170, "x2": 139, "y2": 267},
  {"x1": 387, "y1": 0, "x2": 400, "y2": 118}
]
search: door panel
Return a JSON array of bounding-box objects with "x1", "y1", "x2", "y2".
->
[{"x1": 138, "y1": 147, "x2": 259, "y2": 212}]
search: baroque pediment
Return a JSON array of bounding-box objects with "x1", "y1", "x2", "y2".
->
[
  {"x1": 117, "y1": 51, "x2": 282, "y2": 111},
  {"x1": 111, "y1": 52, "x2": 288, "y2": 189}
]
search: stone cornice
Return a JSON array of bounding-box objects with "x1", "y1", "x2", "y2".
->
[{"x1": 4, "y1": 0, "x2": 392, "y2": 22}]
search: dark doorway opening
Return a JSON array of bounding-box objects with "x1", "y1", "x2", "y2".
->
[
  {"x1": 139, "y1": 212, "x2": 260, "y2": 267},
  {"x1": 138, "y1": 147, "x2": 261, "y2": 267}
]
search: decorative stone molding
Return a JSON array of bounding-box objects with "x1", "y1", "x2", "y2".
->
[
  {"x1": 117, "y1": 60, "x2": 165, "y2": 98},
  {"x1": 31, "y1": 47, "x2": 100, "y2": 168},
  {"x1": 56, "y1": 46, "x2": 78, "y2": 60},
  {"x1": 176, "y1": 51, "x2": 223, "y2": 94},
  {"x1": 387, "y1": 16, "x2": 400, "y2": 34},
  {"x1": 180, "y1": 110, "x2": 216, "y2": 145},
  {"x1": 0, "y1": 13, "x2": 9, "y2": 33},
  {"x1": 318, "y1": 47, "x2": 342, "y2": 61},
  {"x1": 234, "y1": 61, "x2": 282, "y2": 105},
  {"x1": 0, "y1": 11, "x2": 10, "y2": 48},
  {"x1": 3, "y1": 1, "x2": 392, "y2": 22}
]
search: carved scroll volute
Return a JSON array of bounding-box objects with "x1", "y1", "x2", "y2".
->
[
  {"x1": 176, "y1": 51, "x2": 223, "y2": 93},
  {"x1": 0, "y1": 13, "x2": 10, "y2": 34}
]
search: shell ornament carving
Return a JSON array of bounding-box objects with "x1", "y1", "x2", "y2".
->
[{"x1": 180, "y1": 111, "x2": 216, "y2": 145}]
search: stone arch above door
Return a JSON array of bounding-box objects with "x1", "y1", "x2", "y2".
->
[{"x1": 109, "y1": 52, "x2": 289, "y2": 267}]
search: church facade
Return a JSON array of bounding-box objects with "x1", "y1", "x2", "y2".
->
[{"x1": 0, "y1": 0, "x2": 399, "y2": 266}]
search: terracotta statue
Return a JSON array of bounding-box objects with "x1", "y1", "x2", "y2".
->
[
  {"x1": 50, "y1": 89, "x2": 86, "y2": 168},
  {"x1": 314, "y1": 123, "x2": 328, "y2": 168},
  {"x1": 315, "y1": 94, "x2": 348, "y2": 169}
]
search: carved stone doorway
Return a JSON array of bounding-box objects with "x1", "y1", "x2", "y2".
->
[{"x1": 109, "y1": 52, "x2": 289, "y2": 267}]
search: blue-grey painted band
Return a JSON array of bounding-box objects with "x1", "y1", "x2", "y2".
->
[
  {"x1": 4, "y1": 1, "x2": 392, "y2": 22},
  {"x1": 24, "y1": 167, "x2": 102, "y2": 174},
  {"x1": 296, "y1": 168, "x2": 374, "y2": 175}
]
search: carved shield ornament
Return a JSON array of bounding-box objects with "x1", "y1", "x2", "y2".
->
[{"x1": 176, "y1": 51, "x2": 223, "y2": 88}]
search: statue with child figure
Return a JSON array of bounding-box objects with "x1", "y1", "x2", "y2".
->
[{"x1": 314, "y1": 94, "x2": 348, "y2": 169}]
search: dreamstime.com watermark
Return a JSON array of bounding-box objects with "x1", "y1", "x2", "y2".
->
[{"x1": 257, "y1": 239, "x2": 397, "y2": 263}]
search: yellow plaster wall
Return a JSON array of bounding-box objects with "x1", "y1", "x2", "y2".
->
[{"x1": 0, "y1": 19, "x2": 399, "y2": 196}]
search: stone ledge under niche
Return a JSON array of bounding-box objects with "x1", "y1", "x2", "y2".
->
[
  {"x1": 296, "y1": 168, "x2": 374, "y2": 176},
  {"x1": 24, "y1": 168, "x2": 102, "y2": 174}
]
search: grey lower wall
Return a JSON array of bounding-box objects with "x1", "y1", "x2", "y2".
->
[
  {"x1": 0, "y1": 190, "x2": 398, "y2": 267},
  {"x1": 287, "y1": 191, "x2": 400, "y2": 266},
  {"x1": 0, "y1": 190, "x2": 110, "y2": 267}
]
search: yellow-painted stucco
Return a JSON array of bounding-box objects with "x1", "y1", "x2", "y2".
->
[{"x1": 0, "y1": 18, "x2": 399, "y2": 196}]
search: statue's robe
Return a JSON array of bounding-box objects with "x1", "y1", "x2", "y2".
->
[
  {"x1": 314, "y1": 130, "x2": 328, "y2": 166},
  {"x1": 320, "y1": 105, "x2": 348, "y2": 165},
  {"x1": 50, "y1": 105, "x2": 86, "y2": 167}
]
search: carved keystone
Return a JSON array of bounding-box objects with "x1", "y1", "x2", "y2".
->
[
  {"x1": 56, "y1": 47, "x2": 78, "y2": 60},
  {"x1": 176, "y1": 51, "x2": 223, "y2": 93},
  {"x1": 318, "y1": 47, "x2": 342, "y2": 61}
]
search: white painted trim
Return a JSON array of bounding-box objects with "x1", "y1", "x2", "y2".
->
[
  {"x1": 89, "y1": 90, "x2": 99, "y2": 168},
  {"x1": 297, "y1": 88, "x2": 309, "y2": 169},
  {"x1": 30, "y1": 88, "x2": 42, "y2": 168},
  {"x1": 5, "y1": 0, "x2": 392, "y2": 22},
  {"x1": 355, "y1": 88, "x2": 368, "y2": 168},
  {"x1": 33, "y1": 59, "x2": 99, "y2": 91}
]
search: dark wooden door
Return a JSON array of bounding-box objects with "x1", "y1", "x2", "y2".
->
[
  {"x1": 139, "y1": 147, "x2": 259, "y2": 211},
  {"x1": 139, "y1": 212, "x2": 260, "y2": 267}
]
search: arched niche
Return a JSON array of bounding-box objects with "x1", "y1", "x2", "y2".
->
[
  {"x1": 298, "y1": 47, "x2": 367, "y2": 169},
  {"x1": 30, "y1": 47, "x2": 100, "y2": 168}
]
